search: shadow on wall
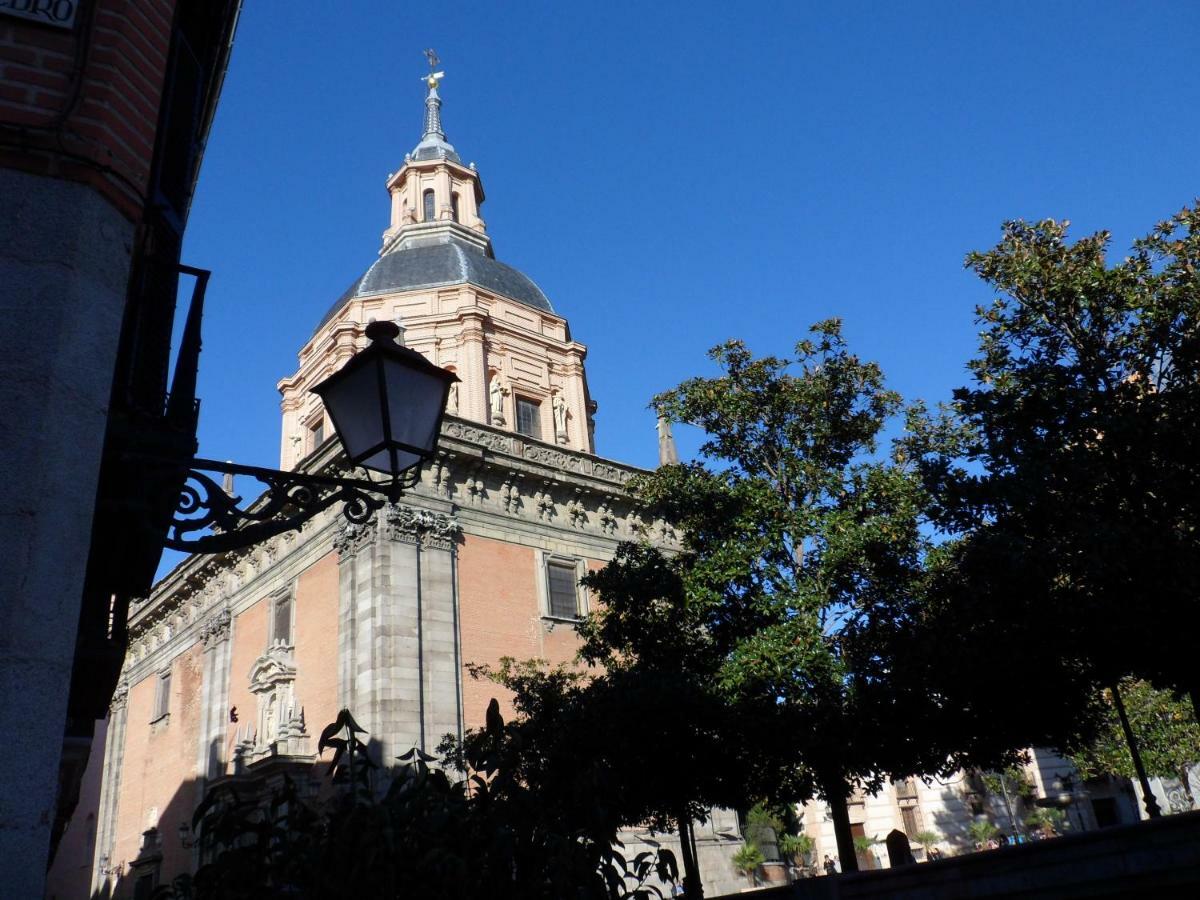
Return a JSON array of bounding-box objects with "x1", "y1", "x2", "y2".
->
[
  {"x1": 100, "y1": 737, "x2": 334, "y2": 899},
  {"x1": 97, "y1": 774, "x2": 204, "y2": 899},
  {"x1": 928, "y1": 782, "x2": 979, "y2": 856}
]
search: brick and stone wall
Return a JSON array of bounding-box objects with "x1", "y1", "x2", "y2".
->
[{"x1": 0, "y1": 1, "x2": 174, "y2": 220}]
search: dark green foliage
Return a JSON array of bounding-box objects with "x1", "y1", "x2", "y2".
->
[
  {"x1": 160, "y1": 708, "x2": 676, "y2": 900},
  {"x1": 574, "y1": 322, "x2": 959, "y2": 875},
  {"x1": 906, "y1": 206, "x2": 1200, "y2": 712}
]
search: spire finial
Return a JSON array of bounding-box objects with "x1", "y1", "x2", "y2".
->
[
  {"x1": 419, "y1": 49, "x2": 446, "y2": 139},
  {"x1": 656, "y1": 416, "x2": 680, "y2": 467}
]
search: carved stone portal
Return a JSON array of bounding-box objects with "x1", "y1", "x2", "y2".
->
[{"x1": 243, "y1": 642, "x2": 310, "y2": 759}]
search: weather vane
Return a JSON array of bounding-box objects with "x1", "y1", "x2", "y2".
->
[{"x1": 422, "y1": 49, "x2": 443, "y2": 89}]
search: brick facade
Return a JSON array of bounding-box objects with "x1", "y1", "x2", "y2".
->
[{"x1": 0, "y1": 1, "x2": 175, "y2": 220}]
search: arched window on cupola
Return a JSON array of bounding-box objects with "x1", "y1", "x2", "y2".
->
[
  {"x1": 423, "y1": 189, "x2": 435, "y2": 222},
  {"x1": 451, "y1": 192, "x2": 461, "y2": 222}
]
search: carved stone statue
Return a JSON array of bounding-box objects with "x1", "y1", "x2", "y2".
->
[
  {"x1": 552, "y1": 392, "x2": 568, "y2": 441},
  {"x1": 489, "y1": 375, "x2": 506, "y2": 425},
  {"x1": 447, "y1": 380, "x2": 459, "y2": 415}
]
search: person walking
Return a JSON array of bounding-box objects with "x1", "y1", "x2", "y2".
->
[{"x1": 823, "y1": 855, "x2": 838, "y2": 876}]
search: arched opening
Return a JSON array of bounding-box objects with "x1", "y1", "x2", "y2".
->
[
  {"x1": 423, "y1": 189, "x2": 435, "y2": 222},
  {"x1": 451, "y1": 192, "x2": 461, "y2": 222}
]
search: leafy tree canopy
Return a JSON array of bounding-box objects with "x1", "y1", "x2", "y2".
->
[
  {"x1": 1070, "y1": 678, "x2": 1200, "y2": 804},
  {"x1": 906, "y1": 206, "x2": 1200, "y2": 705}
]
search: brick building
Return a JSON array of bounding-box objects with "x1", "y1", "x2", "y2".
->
[
  {"x1": 0, "y1": 3, "x2": 240, "y2": 897},
  {"x1": 78, "y1": 69, "x2": 751, "y2": 898}
]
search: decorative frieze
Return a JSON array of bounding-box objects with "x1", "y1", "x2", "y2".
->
[
  {"x1": 500, "y1": 473, "x2": 521, "y2": 514},
  {"x1": 534, "y1": 484, "x2": 556, "y2": 522},
  {"x1": 333, "y1": 521, "x2": 376, "y2": 559},
  {"x1": 109, "y1": 681, "x2": 129, "y2": 714},
  {"x1": 598, "y1": 499, "x2": 618, "y2": 536},
  {"x1": 386, "y1": 504, "x2": 462, "y2": 550},
  {"x1": 566, "y1": 491, "x2": 587, "y2": 529},
  {"x1": 200, "y1": 609, "x2": 232, "y2": 648}
]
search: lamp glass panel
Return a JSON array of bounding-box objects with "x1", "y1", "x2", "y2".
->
[
  {"x1": 382, "y1": 361, "x2": 448, "y2": 456},
  {"x1": 318, "y1": 361, "x2": 383, "y2": 462},
  {"x1": 359, "y1": 446, "x2": 422, "y2": 476}
]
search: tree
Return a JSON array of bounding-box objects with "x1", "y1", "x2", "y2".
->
[
  {"x1": 170, "y1": 707, "x2": 678, "y2": 900},
  {"x1": 966, "y1": 819, "x2": 999, "y2": 848},
  {"x1": 1070, "y1": 679, "x2": 1200, "y2": 810},
  {"x1": 777, "y1": 832, "x2": 815, "y2": 868},
  {"x1": 981, "y1": 766, "x2": 1035, "y2": 838},
  {"x1": 907, "y1": 206, "x2": 1200, "y2": 721},
  {"x1": 911, "y1": 830, "x2": 941, "y2": 858},
  {"x1": 462, "y1": 653, "x2": 745, "y2": 899},
  {"x1": 731, "y1": 844, "x2": 765, "y2": 882},
  {"x1": 582, "y1": 321, "x2": 959, "y2": 875}
]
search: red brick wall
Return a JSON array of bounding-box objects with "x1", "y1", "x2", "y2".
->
[
  {"x1": 294, "y1": 553, "x2": 340, "y2": 739},
  {"x1": 457, "y1": 534, "x2": 596, "y2": 728},
  {"x1": 227, "y1": 597, "x2": 268, "y2": 752},
  {"x1": 0, "y1": 1, "x2": 175, "y2": 219},
  {"x1": 110, "y1": 643, "x2": 203, "y2": 895}
]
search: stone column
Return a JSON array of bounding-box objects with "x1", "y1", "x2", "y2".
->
[{"x1": 91, "y1": 682, "x2": 129, "y2": 897}]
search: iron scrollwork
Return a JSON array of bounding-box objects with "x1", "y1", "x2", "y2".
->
[{"x1": 161, "y1": 457, "x2": 417, "y2": 554}]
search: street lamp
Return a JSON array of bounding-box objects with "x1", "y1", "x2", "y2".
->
[
  {"x1": 312, "y1": 321, "x2": 456, "y2": 478},
  {"x1": 151, "y1": 299, "x2": 458, "y2": 554}
]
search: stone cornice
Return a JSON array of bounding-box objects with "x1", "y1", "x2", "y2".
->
[{"x1": 126, "y1": 417, "x2": 667, "y2": 676}]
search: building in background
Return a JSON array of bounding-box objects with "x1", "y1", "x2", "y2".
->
[
  {"x1": 79, "y1": 71, "x2": 751, "y2": 899},
  {"x1": 797, "y1": 756, "x2": 1142, "y2": 872},
  {"x1": 0, "y1": 4, "x2": 240, "y2": 898}
]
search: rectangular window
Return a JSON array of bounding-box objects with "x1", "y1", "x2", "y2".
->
[
  {"x1": 546, "y1": 559, "x2": 581, "y2": 619},
  {"x1": 516, "y1": 397, "x2": 541, "y2": 438},
  {"x1": 272, "y1": 593, "x2": 293, "y2": 646},
  {"x1": 310, "y1": 418, "x2": 325, "y2": 449},
  {"x1": 900, "y1": 805, "x2": 920, "y2": 837},
  {"x1": 153, "y1": 671, "x2": 171, "y2": 721}
]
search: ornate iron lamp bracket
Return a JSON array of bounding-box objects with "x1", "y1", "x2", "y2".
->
[{"x1": 159, "y1": 457, "x2": 416, "y2": 554}]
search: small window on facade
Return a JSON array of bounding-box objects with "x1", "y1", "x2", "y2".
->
[
  {"x1": 310, "y1": 418, "x2": 324, "y2": 449},
  {"x1": 423, "y1": 189, "x2": 435, "y2": 222},
  {"x1": 451, "y1": 192, "x2": 461, "y2": 222},
  {"x1": 153, "y1": 670, "x2": 171, "y2": 721},
  {"x1": 272, "y1": 593, "x2": 293, "y2": 646},
  {"x1": 516, "y1": 397, "x2": 541, "y2": 438},
  {"x1": 546, "y1": 559, "x2": 581, "y2": 619}
]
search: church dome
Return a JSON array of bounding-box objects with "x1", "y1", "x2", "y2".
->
[{"x1": 318, "y1": 239, "x2": 554, "y2": 331}]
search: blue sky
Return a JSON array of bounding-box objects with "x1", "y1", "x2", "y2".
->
[{"x1": 179, "y1": 0, "x2": 1200, "y2": 480}]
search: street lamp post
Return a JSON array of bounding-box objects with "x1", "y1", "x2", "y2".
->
[{"x1": 149, "y1": 313, "x2": 458, "y2": 555}]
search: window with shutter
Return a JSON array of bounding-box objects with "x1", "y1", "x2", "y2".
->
[
  {"x1": 153, "y1": 671, "x2": 171, "y2": 721},
  {"x1": 901, "y1": 806, "x2": 920, "y2": 837},
  {"x1": 546, "y1": 560, "x2": 580, "y2": 619},
  {"x1": 272, "y1": 594, "x2": 292, "y2": 645}
]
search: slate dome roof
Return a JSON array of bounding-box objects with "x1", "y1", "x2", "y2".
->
[{"x1": 318, "y1": 240, "x2": 554, "y2": 331}]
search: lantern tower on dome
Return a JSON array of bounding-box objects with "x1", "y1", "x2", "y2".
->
[{"x1": 278, "y1": 57, "x2": 596, "y2": 469}]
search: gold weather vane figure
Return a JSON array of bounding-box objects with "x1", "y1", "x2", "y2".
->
[{"x1": 422, "y1": 48, "x2": 444, "y2": 89}]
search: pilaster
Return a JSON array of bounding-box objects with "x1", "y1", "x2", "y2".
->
[
  {"x1": 458, "y1": 310, "x2": 488, "y2": 422},
  {"x1": 91, "y1": 681, "x2": 129, "y2": 897},
  {"x1": 333, "y1": 504, "x2": 462, "y2": 767},
  {"x1": 197, "y1": 609, "x2": 232, "y2": 781}
]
